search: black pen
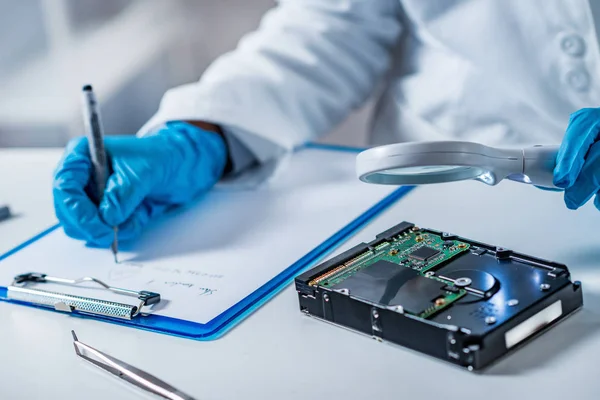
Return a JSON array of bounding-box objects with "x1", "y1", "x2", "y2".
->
[{"x1": 81, "y1": 85, "x2": 119, "y2": 263}]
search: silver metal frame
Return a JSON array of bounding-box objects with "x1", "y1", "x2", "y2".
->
[{"x1": 7, "y1": 273, "x2": 160, "y2": 320}]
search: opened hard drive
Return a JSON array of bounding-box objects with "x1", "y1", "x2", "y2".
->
[{"x1": 294, "y1": 221, "x2": 583, "y2": 371}]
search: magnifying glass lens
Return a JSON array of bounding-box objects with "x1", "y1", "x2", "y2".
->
[
  {"x1": 363, "y1": 164, "x2": 486, "y2": 185},
  {"x1": 381, "y1": 165, "x2": 469, "y2": 175}
]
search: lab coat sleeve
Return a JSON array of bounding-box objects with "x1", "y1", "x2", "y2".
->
[{"x1": 137, "y1": 0, "x2": 402, "y2": 185}]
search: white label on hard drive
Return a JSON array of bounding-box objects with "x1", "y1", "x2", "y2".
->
[{"x1": 504, "y1": 300, "x2": 562, "y2": 349}]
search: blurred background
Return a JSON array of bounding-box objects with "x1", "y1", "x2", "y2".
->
[{"x1": 0, "y1": 0, "x2": 370, "y2": 148}]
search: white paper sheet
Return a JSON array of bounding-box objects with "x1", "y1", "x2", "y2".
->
[{"x1": 0, "y1": 147, "x2": 399, "y2": 324}]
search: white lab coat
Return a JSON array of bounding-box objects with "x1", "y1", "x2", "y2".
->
[{"x1": 138, "y1": 0, "x2": 600, "y2": 183}]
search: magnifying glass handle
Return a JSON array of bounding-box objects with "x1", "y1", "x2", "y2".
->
[{"x1": 520, "y1": 144, "x2": 560, "y2": 189}]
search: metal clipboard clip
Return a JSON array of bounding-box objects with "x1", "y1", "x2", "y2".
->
[{"x1": 6, "y1": 272, "x2": 160, "y2": 320}]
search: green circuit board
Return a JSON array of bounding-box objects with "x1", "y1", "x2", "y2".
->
[
  {"x1": 309, "y1": 228, "x2": 471, "y2": 318},
  {"x1": 418, "y1": 286, "x2": 466, "y2": 319}
]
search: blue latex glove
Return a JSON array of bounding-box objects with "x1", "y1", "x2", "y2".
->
[
  {"x1": 53, "y1": 122, "x2": 228, "y2": 247},
  {"x1": 554, "y1": 108, "x2": 600, "y2": 210}
]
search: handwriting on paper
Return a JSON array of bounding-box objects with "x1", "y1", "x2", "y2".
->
[
  {"x1": 108, "y1": 262, "x2": 144, "y2": 281},
  {"x1": 108, "y1": 261, "x2": 224, "y2": 284},
  {"x1": 185, "y1": 270, "x2": 224, "y2": 279},
  {"x1": 149, "y1": 266, "x2": 224, "y2": 279},
  {"x1": 146, "y1": 280, "x2": 217, "y2": 296}
]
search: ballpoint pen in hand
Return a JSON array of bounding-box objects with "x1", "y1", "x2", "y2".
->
[{"x1": 81, "y1": 85, "x2": 119, "y2": 263}]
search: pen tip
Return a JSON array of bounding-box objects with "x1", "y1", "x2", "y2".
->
[
  {"x1": 112, "y1": 227, "x2": 119, "y2": 263},
  {"x1": 71, "y1": 330, "x2": 78, "y2": 341}
]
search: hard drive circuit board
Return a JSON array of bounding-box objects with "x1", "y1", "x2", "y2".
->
[{"x1": 308, "y1": 227, "x2": 471, "y2": 319}]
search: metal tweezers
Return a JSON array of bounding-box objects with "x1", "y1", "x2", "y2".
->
[{"x1": 72, "y1": 330, "x2": 197, "y2": 400}]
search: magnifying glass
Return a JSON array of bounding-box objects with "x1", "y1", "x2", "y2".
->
[{"x1": 356, "y1": 141, "x2": 559, "y2": 189}]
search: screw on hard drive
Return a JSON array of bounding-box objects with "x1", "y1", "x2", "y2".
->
[
  {"x1": 323, "y1": 294, "x2": 330, "y2": 302},
  {"x1": 507, "y1": 299, "x2": 519, "y2": 306},
  {"x1": 485, "y1": 316, "x2": 496, "y2": 325},
  {"x1": 386, "y1": 305, "x2": 404, "y2": 313},
  {"x1": 372, "y1": 309, "x2": 380, "y2": 319},
  {"x1": 540, "y1": 283, "x2": 551, "y2": 291},
  {"x1": 455, "y1": 277, "x2": 472, "y2": 287}
]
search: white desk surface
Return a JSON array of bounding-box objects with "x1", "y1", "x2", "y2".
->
[{"x1": 1, "y1": 148, "x2": 600, "y2": 400}]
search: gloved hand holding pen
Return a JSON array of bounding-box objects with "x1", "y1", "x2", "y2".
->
[{"x1": 52, "y1": 121, "x2": 228, "y2": 247}]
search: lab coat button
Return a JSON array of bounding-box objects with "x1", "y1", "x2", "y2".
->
[
  {"x1": 561, "y1": 34, "x2": 586, "y2": 57},
  {"x1": 567, "y1": 69, "x2": 590, "y2": 91}
]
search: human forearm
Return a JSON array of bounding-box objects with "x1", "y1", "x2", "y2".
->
[{"x1": 139, "y1": 0, "x2": 403, "y2": 162}]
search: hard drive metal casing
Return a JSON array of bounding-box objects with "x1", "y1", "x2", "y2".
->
[{"x1": 294, "y1": 221, "x2": 583, "y2": 371}]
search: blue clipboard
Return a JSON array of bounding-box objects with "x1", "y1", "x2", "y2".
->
[{"x1": 0, "y1": 144, "x2": 413, "y2": 340}]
